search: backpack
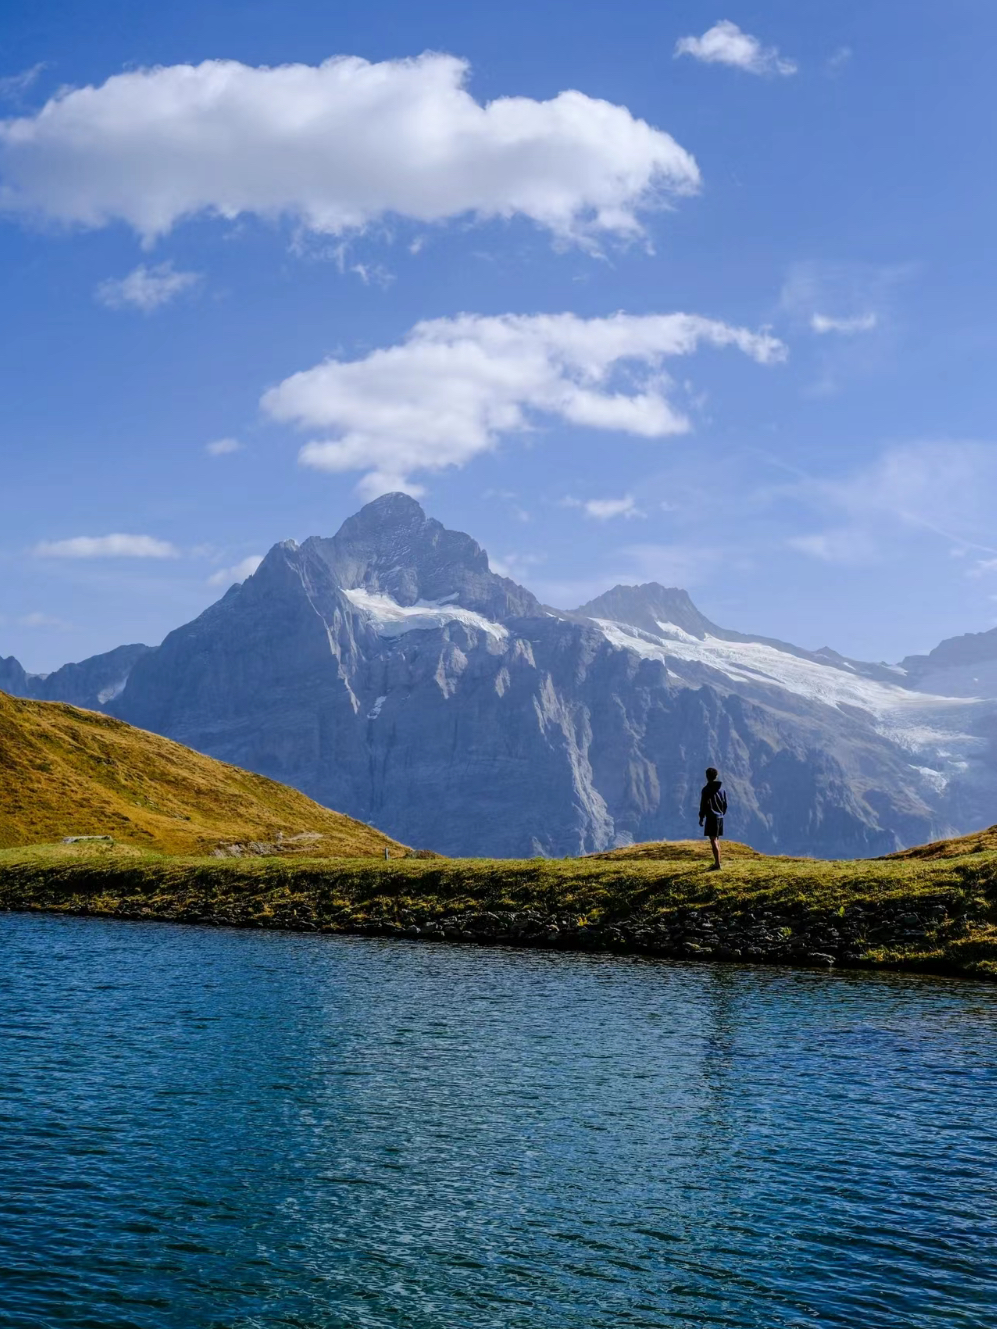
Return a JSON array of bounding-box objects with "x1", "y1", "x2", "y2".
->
[{"x1": 708, "y1": 787, "x2": 727, "y2": 817}]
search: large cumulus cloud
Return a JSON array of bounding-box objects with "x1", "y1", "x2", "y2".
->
[{"x1": 0, "y1": 53, "x2": 700, "y2": 245}]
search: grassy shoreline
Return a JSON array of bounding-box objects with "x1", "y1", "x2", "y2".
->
[{"x1": 3, "y1": 840, "x2": 997, "y2": 981}]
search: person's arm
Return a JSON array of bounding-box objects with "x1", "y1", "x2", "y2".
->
[{"x1": 698, "y1": 788, "x2": 707, "y2": 823}]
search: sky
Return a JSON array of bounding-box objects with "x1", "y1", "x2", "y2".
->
[{"x1": 3, "y1": 0, "x2": 997, "y2": 673}]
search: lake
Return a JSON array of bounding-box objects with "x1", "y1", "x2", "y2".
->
[{"x1": 2, "y1": 914, "x2": 996, "y2": 1328}]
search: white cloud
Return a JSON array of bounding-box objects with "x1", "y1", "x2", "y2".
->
[
  {"x1": 563, "y1": 495, "x2": 644, "y2": 520},
  {"x1": 262, "y1": 310, "x2": 785, "y2": 494},
  {"x1": 20, "y1": 610, "x2": 71, "y2": 629},
  {"x1": 95, "y1": 262, "x2": 200, "y2": 312},
  {"x1": 788, "y1": 529, "x2": 877, "y2": 565},
  {"x1": 780, "y1": 261, "x2": 912, "y2": 394},
  {"x1": 0, "y1": 63, "x2": 47, "y2": 103},
  {"x1": 821, "y1": 444, "x2": 996, "y2": 541},
  {"x1": 826, "y1": 46, "x2": 853, "y2": 75},
  {"x1": 675, "y1": 21, "x2": 797, "y2": 77},
  {"x1": 811, "y1": 312, "x2": 877, "y2": 335},
  {"x1": 788, "y1": 442, "x2": 997, "y2": 566},
  {"x1": 206, "y1": 437, "x2": 243, "y2": 456},
  {"x1": 33, "y1": 534, "x2": 179, "y2": 559},
  {"x1": 781, "y1": 261, "x2": 910, "y2": 329},
  {"x1": 0, "y1": 53, "x2": 700, "y2": 246},
  {"x1": 207, "y1": 555, "x2": 263, "y2": 586},
  {"x1": 356, "y1": 473, "x2": 426, "y2": 503},
  {"x1": 488, "y1": 551, "x2": 545, "y2": 581}
]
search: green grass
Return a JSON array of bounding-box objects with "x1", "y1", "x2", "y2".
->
[{"x1": 3, "y1": 837, "x2": 997, "y2": 982}]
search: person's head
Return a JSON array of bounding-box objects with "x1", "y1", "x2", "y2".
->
[{"x1": 705, "y1": 766, "x2": 718, "y2": 782}]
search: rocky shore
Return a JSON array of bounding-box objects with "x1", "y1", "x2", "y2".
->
[{"x1": 343, "y1": 897, "x2": 953, "y2": 970}]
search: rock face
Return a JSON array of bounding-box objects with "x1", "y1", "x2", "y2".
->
[
  {"x1": 6, "y1": 495, "x2": 997, "y2": 857},
  {"x1": 0, "y1": 657, "x2": 31, "y2": 697}
]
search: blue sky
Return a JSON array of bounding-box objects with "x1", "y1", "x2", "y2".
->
[{"x1": 3, "y1": 0, "x2": 997, "y2": 673}]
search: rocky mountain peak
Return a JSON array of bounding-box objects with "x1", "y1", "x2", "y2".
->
[
  {"x1": 574, "y1": 583, "x2": 720, "y2": 639},
  {"x1": 1, "y1": 655, "x2": 32, "y2": 695},
  {"x1": 304, "y1": 493, "x2": 541, "y2": 621},
  {"x1": 339, "y1": 490, "x2": 431, "y2": 532}
]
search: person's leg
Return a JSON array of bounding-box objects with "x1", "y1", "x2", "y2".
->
[{"x1": 709, "y1": 835, "x2": 721, "y2": 869}]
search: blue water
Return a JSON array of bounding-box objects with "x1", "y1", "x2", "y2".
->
[{"x1": 2, "y1": 916, "x2": 996, "y2": 1328}]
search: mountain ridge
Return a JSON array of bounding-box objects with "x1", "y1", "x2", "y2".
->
[{"x1": 5, "y1": 495, "x2": 996, "y2": 859}]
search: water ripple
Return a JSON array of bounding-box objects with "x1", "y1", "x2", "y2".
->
[{"x1": 1, "y1": 917, "x2": 996, "y2": 1327}]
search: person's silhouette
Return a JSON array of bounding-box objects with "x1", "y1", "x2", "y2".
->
[{"x1": 698, "y1": 767, "x2": 727, "y2": 870}]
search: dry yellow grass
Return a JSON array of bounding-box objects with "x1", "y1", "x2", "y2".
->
[
  {"x1": 884, "y1": 825, "x2": 997, "y2": 860},
  {"x1": 0, "y1": 690, "x2": 404, "y2": 857},
  {"x1": 586, "y1": 839, "x2": 769, "y2": 862}
]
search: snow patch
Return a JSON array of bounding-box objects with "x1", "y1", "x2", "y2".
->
[
  {"x1": 595, "y1": 618, "x2": 984, "y2": 764},
  {"x1": 97, "y1": 678, "x2": 128, "y2": 704},
  {"x1": 654, "y1": 620, "x2": 701, "y2": 643},
  {"x1": 342, "y1": 587, "x2": 508, "y2": 640},
  {"x1": 367, "y1": 694, "x2": 387, "y2": 720}
]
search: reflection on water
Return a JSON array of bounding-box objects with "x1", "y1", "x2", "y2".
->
[{"x1": 1, "y1": 914, "x2": 996, "y2": 1328}]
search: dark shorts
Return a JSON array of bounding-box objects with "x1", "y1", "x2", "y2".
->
[{"x1": 704, "y1": 814, "x2": 724, "y2": 839}]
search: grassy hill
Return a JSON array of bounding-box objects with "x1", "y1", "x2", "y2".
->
[
  {"x1": 0, "y1": 690, "x2": 404, "y2": 857},
  {"x1": 586, "y1": 839, "x2": 768, "y2": 862}
]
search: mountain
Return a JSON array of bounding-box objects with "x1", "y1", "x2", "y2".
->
[
  {"x1": 0, "y1": 690, "x2": 403, "y2": 857},
  {"x1": 6, "y1": 494, "x2": 997, "y2": 859},
  {"x1": 900, "y1": 626, "x2": 997, "y2": 698},
  {"x1": 0, "y1": 644, "x2": 150, "y2": 710}
]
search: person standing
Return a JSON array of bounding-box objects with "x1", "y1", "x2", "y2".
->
[{"x1": 698, "y1": 767, "x2": 727, "y2": 870}]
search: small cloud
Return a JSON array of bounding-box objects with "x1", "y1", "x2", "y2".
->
[
  {"x1": 355, "y1": 471, "x2": 426, "y2": 502},
  {"x1": 488, "y1": 551, "x2": 545, "y2": 581},
  {"x1": 788, "y1": 529, "x2": 877, "y2": 565},
  {"x1": 563, "y1": 495, "x2": 644, "y2": 521},
  {"x1": 350, "y1": 261, "x2": 394, "y2": 288},
  {"x1": 826, "y1": 46, "x2": 853, "y2": 75},
  {"x1": 0, "y1": 63, "x2": 47, "y2": 104},
  {"x1": 781, "y1": 261, "x2": 912, "y2": 328},
  {"x1": 811, "y1": 312, "x2": 878, "y2": 335},
  {"x1": 206, "y1": 437, "x2": 243, "y2": 456},
  {"x1": 207, "y1": 555, "x2": 263, "y2": 587},
  {"x1": 33, "y1": 533, "x2": 179, "y2": 559},
  {"x1": 95, "y1": 262, "x2": 200, "y2": 313},
  {"x1": 675, "y1": 21, "x2": 797, "y2": 77},
  {"x1": 19, "y1": 610, "x2": 71, "y2": 629}
]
